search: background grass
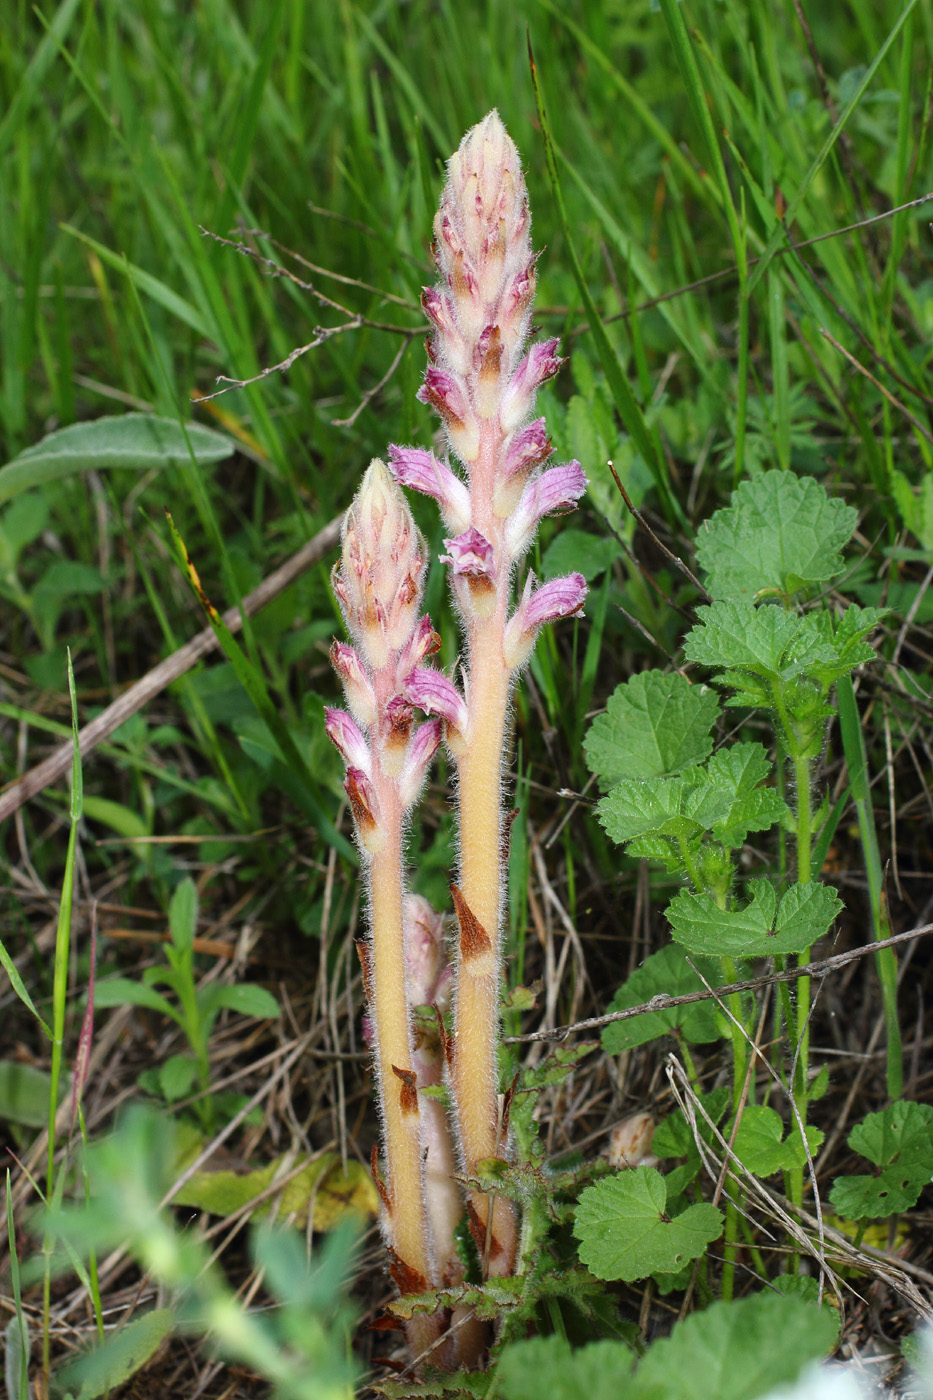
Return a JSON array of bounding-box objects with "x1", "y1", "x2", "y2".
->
[{"x1": 1, "y1": 0, "x2": 932, "y2": 1392}]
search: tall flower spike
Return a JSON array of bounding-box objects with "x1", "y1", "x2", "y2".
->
[{"x1": 403, "y1": 112, "x2": 589, "y2": 1287}]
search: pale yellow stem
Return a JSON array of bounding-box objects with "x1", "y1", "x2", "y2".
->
[
  {"x1": 453, "y1": 615, "x2": 518, "y2": 1274},
  {"x1": 369, "y1": 796, "x2": 434, "y2": 1286}
]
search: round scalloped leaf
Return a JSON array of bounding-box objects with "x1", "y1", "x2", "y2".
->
[
  {"x1": 574, "y1": 1166, "x2": 723, "y2": 1282},
  {"x1": 496, "y1": 1337, "x2": 634, "y2": 1400},
  {"x1": 584, "y1": 670, "x2": 720, "y2": 789},
  {"x1": 829, "y1": 1167, "x2": 928, "y2": 1220},
  {"x1": 695, "y1": 472, "x2": 857, "y2": 601},
  {"x1": 732, "y1": 1105, "x2": 824, "y2": 1177},
  {"x1": 630, "y1": 1291, "x2": 839, "y2": 1400},
  {"x1": 601, "y1": 944, "x2": 721, "y2": 1054}
]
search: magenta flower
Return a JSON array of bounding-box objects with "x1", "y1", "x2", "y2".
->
[
  {"x1": 503, "y1": 572, "x2": 588, "y2": 667},
  {"x1": 439, "y1": 527, "x2": 495, "y2": 580},
  {"x1": 398, "y1": 718, "x2": 443, "y2": 807},
  {"x1": 405, "y1": 667, "x2": 469, "y2": 734},
  {"x1": 505, "y1": 462, "x2": 588, "y2": 557},
  {"x1": 329, "y1": 640, "x2": 377, "y2": 727},
  {"x1": 389, "y1": 445, "x2": 471, "y2": 533},
  {"x1": 324, "y1": 706, "x2": 371, "y2": 775}
]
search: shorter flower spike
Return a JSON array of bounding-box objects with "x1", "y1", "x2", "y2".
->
[
  {"x1": 503, "y1": 572, "x2": 588, "y2": 668},
  {"x1": 337, "y1": 458, "x2": 426, "y2": 670},
  {"x1": 389, "y1": 446, "x2": 471, "y2": 533},
  {"x1": 505, "y1": 462, "x2": 588, "y2": 558},
  {"x1": 325, "y1": 707, "x2": 372, "y2": 775}
]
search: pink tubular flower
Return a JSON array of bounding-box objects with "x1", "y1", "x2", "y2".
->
[
  {"x1": 505, "y1": 462, "x2": 588, "y2": 559},
  {"x1": 397, "y1": 613, "x2": 442, "y2": 682},
  {"x1": 417, "y1": 367, "x2": 469, "y2": 430},
  {"x1": 503, "y1": 417, "x2": 552, "y2": 479},
  {"x1": 405, "y1": 667, "x2": 469, "y2": 734},
  {"x1": 325, "y1": 707, "x2": 372, "y2": 775},
  {"x1": 503, "y1": 572, "x2": 588, "y2": 668},
  {"x1": 500, "y1": 339, "x2": 564, "y2": 434},
  {"x1": 330, "y1": 641, "x2": 378, "y2": 727},
  {"x1": 439, "y1": 527, "x2": 495, "y2": 580},
  {"x1": 398, "y1": 718, "x2": 443, "y2": 808},
  {"x1": 388, "y1": 445, "x2": 471, "y2": 534}
]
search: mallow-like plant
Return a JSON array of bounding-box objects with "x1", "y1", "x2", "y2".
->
[{"x1": 325, "y1": 112, "x2": 587, "y2": 1363}]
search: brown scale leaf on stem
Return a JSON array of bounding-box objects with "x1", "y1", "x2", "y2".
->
[
  {"x1": 392, "y1": 1064, "x2": 419, "y2": 1116},
  {"x1": 371, "y1": 1144, "x2": 391, "y2": 1214},
  {"x1": 450, "y1": 884, "x2": 493, "y2": 961}
]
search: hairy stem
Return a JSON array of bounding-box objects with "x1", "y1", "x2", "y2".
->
[
  {"x1": 370, "y1": 796, "x2": 434, "y2": 1286},
  {"x1": 454, "y1": 614, "x2": 518, "y2": 1274}
]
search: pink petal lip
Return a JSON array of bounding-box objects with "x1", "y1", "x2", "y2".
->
[
  {"x1": 506, "y1": 461, "x2": 588, "y2": 556},
  {"x1": 388, "y1": 445, "x2": 471, "y2": 528},
  {"x1": 416, "y1": 366, "x2": 468, "y2": 425},
  {"x1": 523, "y1": 571, "x2": 589, "y2": 628},
  {"x1": 504, "y1": 417, "x2": 552, "y2": 478},
  {"x1": 405, "y1": 667, "x2": 469, "y2": 731},
  {"x1": 439, "y1": 526, "x2": 495, "y2": 579}
]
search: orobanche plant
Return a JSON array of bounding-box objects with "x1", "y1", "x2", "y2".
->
[{"x1": 325, "y1": 112, "x2": 587, "y2": 1362}]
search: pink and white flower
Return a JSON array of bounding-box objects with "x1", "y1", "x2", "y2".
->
[
  {"x1": 439, "y1": 527, "x2": 495, "y2": 580},
  {"x1": 503, "y1": 571, "x2": 588, "y2": 668},
  {"x1": 389, "y1": 446, "x2": 471, "y2": 533},
  {"x1": 324, "y1": 707, "x2": 372, "y2": 775},
  {"x1": 505, "y1": 462, "x2": 588, "y2": 558}
]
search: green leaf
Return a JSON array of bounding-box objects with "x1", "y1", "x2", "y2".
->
[
  {"x1": 81, "y1": 796, "x2": 149, "y2": 840},
  {"x1": 584, "y1": 670, "x2": 720, "y2": 789},
  {"x1": 629, "y1": 1292, "x2": 838, "y2": 1400},
  {"x1": 653, "y1": 1088, "x2": 732, "y2": 1161},
  {"x1": 699, "y1": 744, "x2": 789, "y2": 847},
  {"x1": 829, "y1": 1101, "x2": 933, "y2": 1219},
  {"x1": 497, "y1": 1337, "x2": 633, "y2": 1400},
  {"x1": 197, "y1": 982, "x2": 280, "y2": 1022},
  {"x1": 0, "y1": 936, "x2": 52, "y2": 1037},
  {"x1": 601, "y1": 944, "x2": 721, "y2": 1054},
  {"x1": 54, "y1": 1308, "x2": 175, "y2": 1400},
  {"x1": 93, "y1": 978, "x2": 178, "y2": 1021},
  {"x1": 574, "y1": 1166, "x2": 723, "y2": 1282},
  {"x1": 0, "y1": 1061, "x2": 61, "y2": 1127},
  {"x1": 695, "y1": 472, "x2": 857, "y2": 601},
  {"x1": 667, "y1": 881, "x2": 842, "y2": 958},
  {"x1": 159, "y1": 1055, "x2": 199, "y2": 1105},
  {"x1": 684, "y1": 602, "x2": 805, "y2": 677},
  {"x1": 0, "y1": 414, "x2": 236, "y2": 505},
  {"x1": 732, "y1": 1106, "x2": 824, "y2": 1176},
  {"x1": 168, "y1": 878, "x2": 198, "y2": 956}
]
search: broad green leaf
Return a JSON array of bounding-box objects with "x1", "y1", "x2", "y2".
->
[
  {"x1": 0, "y1": 492, "x2": 49, "y2": 569},
  {"x1": 574, "y1": 1166, "x2": 723, "y2": 1282},
  {"x1": 653, "y1": 1087, "x2": 732, "y2": 1160},
  {"x1": 732, "y1": 1105, "x2": 824, "y2": 1176},
  {"x1": 597, "y1": 774, "x2": 698, "y2": 848},
  {"x1": 0, "y1": 1060, "x2": 61, "y2": 1127},
  {"x1": 699, "y1": 744, "x2": 788, "y2": 847},
  {"x1": 168, "y1": 878, "x2": 198, "y2": 956},
  {"x1": 629, "y1": 1292, "x2": 838, "y2": 1400},
  {"x1": 584, "y1": 670, "x2": 720, "y2": 789},
  {"x1": 54, "y1": 1308, "x2": 175, "y2": 1400},
  {"x1": 695, "y1": 472, "x2": 857, "y2": 600},
  {"x1": 197, "y1": 982, "x2": 280, "y2": 1023},
  {"x1": 848, "y1": 1100, "x2": 933, "y2": 1167},
  {"x1": 0, "y1": 414, "x2": 236, "y2": 505},
  {"x1": 667, "y1": 881, "x2": 842, "y2": 958},
  {"x1": 93, "y1": 978, "x2": 178, "y2": 1021},
  {"x1": 174, "y1": 1151, "x2": 378, "y2": 1230},
  {"x1": 829, "y1": 1101, "x2": 933, "y2": 1219},
  {"x1": 159, "y1": 1055, "x2": 199, "y2": 1105},
  {"x1": 601, "y1": 944, "x2": 721, "y2": 1053},
  {"x1": 684, "y1": 603, "x2": 806, "y2": 677},
  {"x1": 497, "y1": 1337, "x2": 633, "y2": 1400}
]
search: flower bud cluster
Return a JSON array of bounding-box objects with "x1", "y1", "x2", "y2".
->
[{"x1": 328, "y1": 459, "x2": 446, "y2": 848}]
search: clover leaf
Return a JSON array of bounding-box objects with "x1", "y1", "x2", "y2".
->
[
  {"x1": 732, "y1": 1105, "x2": 824, "y2": 1177},
  {"x1": 601, "y1": 944, "x2": 721, "y2": 1054},
  {"x1": 695, "y1": 471, "x2": 857, "y2": 601},
  {"x1": 574, "y1": 1166, "x2": 723, "y2": 1282},
  {"x1": 829, "y1": 1101, "x2": 933, "y2": 1219},
  {"x1": 584, "y1": 670, "x2": 720, "y2": 790},
  {"x1": 667, "y1": 880, "x2": 842, "y2": 958}
]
